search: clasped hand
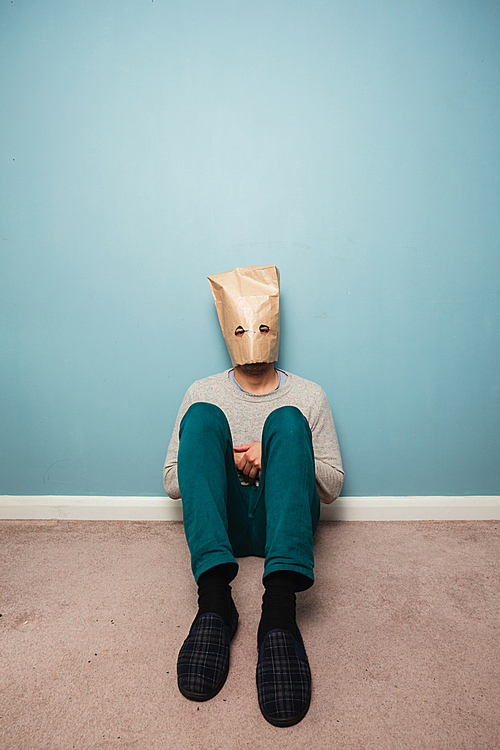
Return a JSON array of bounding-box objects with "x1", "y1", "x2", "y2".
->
[{"x1": 233, "y1": 442, "x2": 262, "y2": 482}]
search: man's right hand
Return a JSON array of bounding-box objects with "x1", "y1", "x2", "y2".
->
[{"x1": 233, "y1": 442, "x2": 262, "y2": 482}]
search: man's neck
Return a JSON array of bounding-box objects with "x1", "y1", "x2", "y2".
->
[{"x1": 233, "y1": 363, "x2": 278, "y2": 394}]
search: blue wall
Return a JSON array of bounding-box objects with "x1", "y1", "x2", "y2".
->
[{"x1": 1, "y1": 0, "x2": 499, "y2": 497}]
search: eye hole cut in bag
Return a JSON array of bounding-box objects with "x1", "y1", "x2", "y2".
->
[{"x1": 234, "y1": 325, "x2": 270, "y2": 337}]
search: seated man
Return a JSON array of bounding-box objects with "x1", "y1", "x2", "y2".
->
[{"x1": 163, "y1": 265, "x2": 344, "y2": 727}]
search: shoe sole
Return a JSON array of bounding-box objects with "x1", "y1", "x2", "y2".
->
[
  {"x1": 178, "y1": 678, "x2": 230, "y2": 702},
  {"x1": 260, "y1": 694, "x2": 311, "y2": 727}
]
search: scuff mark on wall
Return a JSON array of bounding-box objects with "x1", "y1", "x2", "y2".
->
[{"x1": 43, "y1": 459, "x2": 85, "y2": 485}]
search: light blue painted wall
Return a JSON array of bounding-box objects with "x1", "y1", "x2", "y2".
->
[{"x1": 1, "y1": 0, "x2": 499, "y2": 497}]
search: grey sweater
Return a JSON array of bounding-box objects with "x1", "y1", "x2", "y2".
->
[{"x1": 163, "y1": 370, "x2": 344, "y2": 504}]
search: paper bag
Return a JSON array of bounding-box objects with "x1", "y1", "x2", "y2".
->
[{"x1": 207, "y1": 265, "x2": 280, "y2": 366}]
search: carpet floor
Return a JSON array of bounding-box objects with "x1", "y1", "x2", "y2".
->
[{"x1": 1, "y1": 519, "x2": 498, "y2": 750}]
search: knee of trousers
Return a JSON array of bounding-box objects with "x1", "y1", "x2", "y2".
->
[
  {"x1": 262, "y1": 405, "x2": 312, "y2": 442},
  {"x1": 179, "y1": 402, "x2": 232, "y2": 443}
]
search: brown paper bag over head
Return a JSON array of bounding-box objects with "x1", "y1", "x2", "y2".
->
[{"x1": 207, "y1": 265, "x2": 280, "y2": 367}]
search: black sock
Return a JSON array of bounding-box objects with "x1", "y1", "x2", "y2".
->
[
  {"x1": 196, "y1": 564, "x2": 233, "y2": 627},
  {"x1": 257, "y1": 570, "x2": 299, "y2": 646}
]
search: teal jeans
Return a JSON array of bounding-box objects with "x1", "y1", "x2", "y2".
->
[{"x1": 177, "y1": 403, "x2": 320, "y2": 592}]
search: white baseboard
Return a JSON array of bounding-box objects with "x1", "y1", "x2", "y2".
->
[{"x1": 0, "y1": 495, "x2": 499, "y2": 522}]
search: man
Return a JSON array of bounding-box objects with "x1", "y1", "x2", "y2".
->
[{"x1": 163, "y1": 265, "x2": 344, "y2": 726}]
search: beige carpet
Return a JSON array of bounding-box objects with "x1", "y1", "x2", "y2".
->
[{"x1": 1, "y1": 519, "x2": 498, "y2": 750}]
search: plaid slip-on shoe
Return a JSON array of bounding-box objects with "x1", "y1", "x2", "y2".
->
[
  {"x1": 256, "y1": 627, "x2": 312, "y2": 727},
  {"x1": 177, "y1": 601, "x2": 238, "y2": 701}
]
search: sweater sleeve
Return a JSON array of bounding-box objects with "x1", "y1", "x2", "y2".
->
[
  {"x1": 163, "y1": 387, "x2": 195, "y2": 499},
  {"x1": 310, "y1": 388, "x2": 344, "y2": 504}
]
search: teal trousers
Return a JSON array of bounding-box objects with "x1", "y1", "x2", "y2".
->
[{"x1": 177, "y1": 403, "x2": 320, "y2": 592}]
